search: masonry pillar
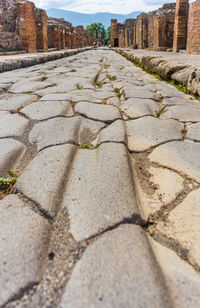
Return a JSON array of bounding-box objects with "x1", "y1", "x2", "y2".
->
[
  {"x1": 154, "y1": 16, "x2": 167, "y2": 51},
  {"x1": 173, "y1": 0, "x2": 189, "y2": 52},
  {"x1": 187, "y1": 0, "x2": 200, "y2": 54},
  {"x1": 17, "y1": 1, "x2": 37, "y2": 52},
  {"x1": 35, "y1": 9, "x2": 48, "y2": 51},
  {"x1": 110, "y1": 19, "x2": 119, "y2": 47}
]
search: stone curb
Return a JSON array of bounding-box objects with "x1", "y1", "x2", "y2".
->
[
  {"x1": 114, "y1": 48, "x2": 200, "y2": 97},
  {"x1": 0, "y1": 47, "x2": 93, "y2": 73}
]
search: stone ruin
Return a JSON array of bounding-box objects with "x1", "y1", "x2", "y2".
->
[
  {"x1": 0, "y1": 0, "x2": 97, "y2": 52},
  {"x1": 111, "y1": 0, "x2": 200, "y2": 55}
]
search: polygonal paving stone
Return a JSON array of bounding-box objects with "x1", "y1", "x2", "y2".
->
[
  {"x1": 15, "y1": 144, "x2": 76, "y2": 218},
  {"x1": 29, "y1": 116, "x2": 105, "y2": 151},
  {"x1": 74, "y1": 102, "x2": 121, "y2": 123},
  {"x1": 187, "y1": 122, "x2": 200, "y2": 141},
  {"x1": 122, "y1": 85, "x2": 162, "y2": 101},
  {"x1": 60, "y1": 225, "x2": 172, "y2": 308},
  {"x1": 61, "y1": 143, "x2": 144, "y2": 242},
  {"x1": 138, "y1": 166, "x2": 185, "y2": 220},
  {"x1": 150, "y1": 238, "x2": 200, "y2": 308},
  {"x1": 120, "y1": 98, "x2": 162, "y2": 119},
  {"x1": 126, "y1": 117, "x2": 183, "y2": 152},
  {"x1": 9, "y1": 80, "x2": 52, "y2": 93},
  {"x1": 0, "y1": 139, "x2": 26, "y2": 177},
  {"x1": 162, "y1": 96, "x2": 200, "y2": 107},
  {"x1": 0, "y1": 113, "x2": 28, "y2": 138},
  {"x1": 156, "y1": 189, "x2": 200, "y2": 267},
  {"x1": 92, "y1": 119, "x2": 127, "y2": 145},
  {"x1": 0, "y1": 94, "x2": 38, "y2": 112},
  {"x1": 40, "y1": 93, "x2": 102, "y2": 104},
  {"x1": 20, "y1": 100, "x2": 73, "y2": 120},
  {"x1": 161, "y1": 105, "x2": 200, "y2": 122},
  {"x1": 0, "y1": 195, "x2": 51, "y2": 307},
  {"x1": 149, "y1": 140, "x2": 200, "y2": 182}
]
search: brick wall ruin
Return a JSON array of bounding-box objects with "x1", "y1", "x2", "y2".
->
[
  {"x1": 111, "y1": 0, "x2": 200, "y2": 55},
  {"x1": 0, "y1": 0, "x2": 95, "y2": 52}
]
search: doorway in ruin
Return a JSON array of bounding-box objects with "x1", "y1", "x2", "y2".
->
[{"x1": 114, "y1": 38, "x2": 119, "y2": 47}]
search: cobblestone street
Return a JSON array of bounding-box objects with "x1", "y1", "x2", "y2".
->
[{"x1": 1, "y1": 48, "x2": 200, "y2": 307}]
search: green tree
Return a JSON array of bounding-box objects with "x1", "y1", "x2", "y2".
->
[{"x1": 86, "y1": 23, "x2": 110, "y2": 45}]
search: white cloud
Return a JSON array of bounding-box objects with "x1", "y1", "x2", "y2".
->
[{"x1": 32, "y1": 0, "x2": 178, "y2": 14}]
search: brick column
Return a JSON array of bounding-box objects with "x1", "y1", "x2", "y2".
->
[
  {"x1": 187, "y1": 0, "x2": 200, "y2": 54},
  {"x1": 110, "y1": 19, "x2": 119, "y2": 47},
  {"x1": 35, "y1": 9, "x2": 48, "y2": 51},
  {"x1": 173, "y1": 0, "x2": 189, "y2": 52},
  {"x1": 17, "y1": 1, "x2": 37, "y2": 52},
  {"x1": 153, "y1": 16, "x2": 167, "y2": 51}
]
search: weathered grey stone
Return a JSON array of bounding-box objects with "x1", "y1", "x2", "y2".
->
[
  {"x1": 92, "y1": 119, "x2": 126, "y2": 145},
  {"x1": 126, "y1": 117, "x2": 183, "y2": 152},
  {"x1": 15, "y1": 144, "x2": 76, "y2": 218},
  {"x1": 0, "y1": 195, "x2": 50, "y2": 306},
  {"x1": 149, "y1": 140, "x2": 200, "y2": 182},
  {"x1": 60, "y1": 225, "x2": 172, "y2": 308},
  {"x1": 161, "y1": 105, "x2": 200, "y2": 122},
  {"x1": 156, "y1": 189, "x2": 200, "y2": 267},
  {"x1": 0, "y1": 113, "x2": 28, "y2": 138},
  {"x1": 187, "y1": 122, "x2": 200, "y2": 141},
  {"x1": 74, "y1": 102, "x2": 121, "y2": 123},
  {"x1": 20, "y1": 100, "x2": 73, "y2": 120},
  {"x1": 0, "y1": 94, "x2": 38, "y2": 112},
  {"x1": 137, "y1": 166, "x2": 185, "y2": 221},
  {"x1": 187, "y1": 69, "x2": 200, "y2": 96},
  {"x1": 121, "y1": 98, "x2": 162, "y2": 119},
  {"x1": 107, "y1": 96, "x2": 121, "y2": 106},
  {"x1": 157, "y1": 84, "x2": 186, "y2": 98},
  {"x1": 40, "y1": 93, "x2": 102, "y2": 104},
  {"x1": 9, "y1": 81, "x2": 52, "y2": 93},
  {"x1": 172, "y1": 67, "x2": 194, "y2": 86},
  {"x1": 150, "y1": 238, "x2": 200, "y2": 308},
  {"x1": 62, "y1": 143, "x2": 143, "y2": 241},
  {"x1": 162, "y1": 96, "x2": 200, "y2": 107},
  {"x1": 123, "y1": 85, "x2": 162, "y2": 101},
  {"x1": 29, "y1": 116, "x2": 105, "y2": 151},
  {"x1": 0, "y1": 139, "x2": 26, "y2": 177}
]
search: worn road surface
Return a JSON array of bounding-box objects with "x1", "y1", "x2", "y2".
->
[{"x1": 1, "y1": 48, "x2": 200, "y2": 307}]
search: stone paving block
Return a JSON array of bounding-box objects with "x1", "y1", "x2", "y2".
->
[
  {"x1": 62, "y1": 143, "x2": 144, "y2": 242},
  {"x1": 156, "y1": 189, "x2": 200, "y2": 267},
  {"x1": 107, "y1": 96, "x2": 121, "y2": 106},
  {"x1": 0, "y1": 94, "x2": 38, "y2": 112},
  {"x1": 126, "y1": 117, "x2": 183, "y2": 152},
  {"x1": 149, "y1": 167, "x2": 184, "y2": 205},
  {"x1": 162, "y1": 96, "x2": 200, "y2": 107},
  {"x1": 0, "y1": 195, "x2": 51, "y2": 306},
  {"x1": 150, "y1": 238, "x2": 200, "y2": 308},
  {"x1": 187, "y1": 122, "x2": 200, "y2": 141},
  {"x1": 122, "y1": 85, "x2": 162, "y2": 101},
  {"x1": 92, "y1": 119, "x2": 127, "y2": 145},
  {"x1": 161, "y1": 105, "x2": 200, "y2": 122},
  {"x1": 120, "y1": 98, "x2": 162, "y2": 119},
  {"x1": 29, "y1": 116, "x2": 105, "y2": 151},
  {"x1": 149, "y1": 140, "x2": 200, "y2": 182},
  {"x1": 20, "y1": 100, "x2": 73, "y2": 120},
  {"x1": 0, "y1": 113, "x2": 28, "y2": 138},
  {"x1": 9, "y1": 81, "x2": 52, "y2": 94},
  {"x1": 15, "y1": 144, "x2": 76, "y2": 218},
  {"x1": 60, "y1": 225, "x2": 172, "y2": 308},
  {"x1": 0, "y1": 139, "x2": 26, "y2": 177},
  {"x1": 138, "y1": 166, "x2": 185, "y2": 221},
  {"x1": 74, "y1": 102, "x2": 121, "y2": 123},
  {"x1": 157, "y1": 84, "x2": 186, "y2": 98},
  {"x1": 40, "y1": 93, "x2": 102, "y2": 104}
]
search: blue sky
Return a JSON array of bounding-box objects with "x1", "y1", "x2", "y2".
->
[{"x1": 32, "y1": 0, "x2": 176, "y2": 14}]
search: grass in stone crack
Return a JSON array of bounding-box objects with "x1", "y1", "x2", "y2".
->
[
  {"x1": 96, "y1": 81, "x2": 102, "y2": 88},
  {"x1": 0, "y1": 169, "x2": 19, "y2": 198},
  {"x1": 155, "y1": 107, "x2": 168, "y2": 117},
  {"x1": 78, "y1": 143, "x2": 99, "y2": 150}
]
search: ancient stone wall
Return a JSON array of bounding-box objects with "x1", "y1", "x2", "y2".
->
[
  {"x1": 0, "y1": 0, "x2": 94, "y2": 52},
  {"x1": 187, "y1": 0, "x2": 200, "y2": 54},
  {"x1": 110, "y1": 19, "x2": 119, "y2": 47}
]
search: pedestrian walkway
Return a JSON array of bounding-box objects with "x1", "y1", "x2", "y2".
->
[{"x1": 0, "y1": 48, "x2": 200, "y2": 307}]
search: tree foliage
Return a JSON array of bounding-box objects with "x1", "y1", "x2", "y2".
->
[{"x1": 86, "y1": 23, "x2": 110, "y2": 45}]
